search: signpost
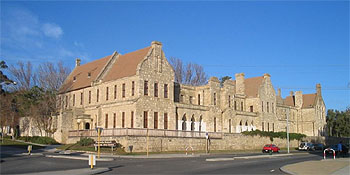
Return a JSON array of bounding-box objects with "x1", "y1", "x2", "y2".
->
[
  {"x1": 205, "y1": 132, "x2": 209, "y2": 154},
  {"x1": 95, "y1": 127, "x2": 103, "y2": 158},
  {"x1": 89, "y1": 154, "x2": 96, "y2": 169}
]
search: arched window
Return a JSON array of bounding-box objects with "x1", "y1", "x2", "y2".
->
[
  {"x1": 229, "y1": 119, "x2": 232, "y2": 133},
  {"x1": 191, "y1": 116, "x2": 195, "y2": 131},
  {"x1": 182, "y1": 115, "x2": 187, "y2": 131},
  {"x1": 85, "y1": 123, "x2": 90, "y2": 130},
  {"x1": 251, "y1": 121, "x2": 254, "y2": 131}
]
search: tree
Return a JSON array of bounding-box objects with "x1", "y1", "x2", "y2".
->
[
  {"x1": 169, "y1": 57, "x2": 208, "y2": 86},
  {"x1": 9, "y1": 61, "x2": 36, "y2": 91},
  {"x1": 220, "y1": 76, "x2": 232, "y2": 87},
  {"x1": 326, "y1": 108, "x2": 350, "y2": 137},
  {"x1": 0, "y1": 61, "x2": 15, "y2": 93}
]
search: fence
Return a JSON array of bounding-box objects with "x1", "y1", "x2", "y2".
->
[{"x1": 68, "y1": 128, "x2": 222, "y2": 139}]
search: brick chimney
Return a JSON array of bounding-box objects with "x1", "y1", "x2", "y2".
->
[
  {"x1": 235, "y1": 73, "x2": 245, "y2": 95},
  {"x1": 75, "y1": 58, "x2": 81, "y2": 67},
  {"x1": 316, "y1": 83, "x2": 321, "y2": 96},
  {"x1": 289, "y1": 91, "x2": 294, "y2": 97},
  {"x1": 295, "y1": 91, "x2": 303, "y2": 108}
]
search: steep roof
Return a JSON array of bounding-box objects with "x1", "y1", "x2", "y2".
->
[
  {"x1": 283, "y1": 93, "x2": 317, "y2": 108},
  {"x1": 103, "y1": 46, "x2": 151, "y2": 82},
  {"x1": 244, "y1": 76, "x2": 264, "y2": 97},
  {"x1": 59, "y1": 55, "x2": 111, "y2": 93},
  {"x1": 302, "y1": 93, "x2": 317, "y2": 108}
]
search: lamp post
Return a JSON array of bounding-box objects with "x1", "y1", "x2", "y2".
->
[
  {"x1": 286, "y1": 111, "x2": 290, "y2": 154},
  {"x1": 95, "y1": 127, "x2": 103, "y2": 158}
]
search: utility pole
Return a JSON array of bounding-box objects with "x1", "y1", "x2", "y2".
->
[{"x1": 286, "y1": 111, "x2": 290, "y2": 154}]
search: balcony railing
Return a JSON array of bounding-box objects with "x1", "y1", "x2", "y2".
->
[{"x1": 68, "y1": 128, "x2": 222, "y2": 139}]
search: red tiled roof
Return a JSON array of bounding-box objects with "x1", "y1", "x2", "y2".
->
[
  {"x1": 103, "y1": 46, "x2": 151, "y2": 82},
  {"x1": 59, "y1": 55, "x2": 111, "y2": 93},
  {"x1": 244, "y1": 76, "x2": 264, "y2": 97},
  {"x1": 302, "y1": 93, "x2": 316, "y2": 108}
]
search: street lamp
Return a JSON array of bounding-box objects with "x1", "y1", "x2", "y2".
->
[{"x1": 286, "y1": 110, "x2": 290, "y2": 154}]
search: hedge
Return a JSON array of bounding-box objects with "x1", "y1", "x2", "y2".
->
[{"x1": 241, "y1": 130, "x2": 306, "y2": 141}]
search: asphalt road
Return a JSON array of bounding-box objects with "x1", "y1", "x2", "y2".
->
[{"x1": 0, "y1": 149, "x2": 324, "y2": 174}]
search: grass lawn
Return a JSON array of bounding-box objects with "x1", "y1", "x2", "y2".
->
[{"x1": 0, "y1": 138, "x2": 44, "y2": 150}]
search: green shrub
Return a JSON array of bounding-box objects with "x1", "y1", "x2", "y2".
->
[
  {"x1": 77, "y1": 137, "x2": 95, "y2": 146},
  {"x1": 18, "y1": 136, "x2": 59, "y2": 145},
  {"x1": 242, "y1": 130, "x2": 306, "y2": 141}
]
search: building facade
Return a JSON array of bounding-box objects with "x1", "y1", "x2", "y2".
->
[{"x1": 53, "y1": 41, "x2": 326, "y2": 143}]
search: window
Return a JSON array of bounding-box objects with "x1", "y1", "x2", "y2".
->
[
  {"x1": 228, "y1": 95, "x2": 231, "y2": 107},
  {"x1": 113, "y1": 113, "x2": 116, "y2": 128},
  {"x1": 154, "y1": 82, "x2": 158, "y2": 97},
  {"x1": 191, "y1": 117, "x2": 195, "y2": 131},
  {"x1": 122, "y1": 83, "x2": 125, "y2": 98},
  {"x1": 214, "y1": 117, "x2": 217, "y2": 132},
  {"x1": 164, "y1": 84, "x2": 168, "y2": 98},
  {"x1": 73, "y1": 76, "x2": 76, "y2": 81},
  {"x1": 131, "y1": 111, "x2": 134, "y2": 128},
  {"x1": 198, "y1": 94, "x2": 201, "y2": 105},
  {"x1": 132, "y1": 81, "x2": 135, "y2": 96},
  {"x1": 180, "y1": 95, "x2": 184, "y2": 102},
  {"x1": 144, "y1": 111, "x2": 148, "y2": 128},
  {"x1": 88, "y1": 72, "x2": 91, "y2": 78},
  {"x1": 189, "y1": 96, "x2": 193, "y2": 104},
  {"x1": 114, "y1": 85, "x2": 117, "y2": 99},
  {"x1": 154, "y1": 112, "x2": 158, "y2": 129},
  {"x1": 267, "y1": 102, "x2": 269, "y2": 113},
  {"x1": 262, "y1": 122, "x2": 264, "y2": 131},
  {"x1": 250, "y1": 106, "x2": 253, "y2": 112},
  {"x1": 262, "y1": 101, "x2": 264, "y2": 112},
  {"x1": 88, "y1": 91, "x2": 91, "y2": 104},
  {"x1": 106, "y1": 87, "x2": 109, "y2": 101},
  {"x1": 80, "y1": 92, "x2": 83, "y2": 105},
  {"x1": 272, "y1": 123, "x2": 274, "y2": 132},
  {"x1": 122, "y1": 112, "x2": 125, "y2": 128},
  {"x1": 176, "y1": 113, "x2": 178, "y2": 130},
  {"x1": 105, "y1": 114, "x2": 108, "y2": 128},
  {"x1": 272, "y1": 103, "x2": 274, "y2": 113},
  {"x1": 144, "y1": 81, "x2": 148, "y2": 96},
  {"x1": 199, "y1": 116, "x2": 202, "y2": 132},
  {"x1": 241, "y1": 102, "x2": 243, "y2": 111},
  {"x1": 164, "y1": 113, "x2": 168, "y2": 129},
  {"x1": 97, "y1": 89, "x2": 99, "y2": 102},
  {"x1": 267, "y1": 123, "x2": 270, "y2": 132},
  {"x1": 73, "y1": 94, "x2": 75, "y2": 106},
  {"x1": 234, "y1": 101, "x2": 237, "y2": 110},
  {"x1": 65, "y1": 96, "x2": 68, "y2": 108},
  {"x1": 229, "y1": 119, "x2": 232, "y2": 133},
  {"x1": 214, "y1": 93, "x2": 216, "y2": 105}
]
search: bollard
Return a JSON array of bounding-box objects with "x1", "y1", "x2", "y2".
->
[
  {"x1": 27, "y1": 145, "x2": 32, "y2": 155},
  {"x1": 333, "y1": 151, "x2": 336, "y2": 160}
]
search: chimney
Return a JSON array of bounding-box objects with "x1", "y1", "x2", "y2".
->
[
  {"x1": 289, "y1": 91, "x2": 294, "y2": 97},
  {"x1": 295, "y1": 91, "x2": 303, "y2": 108},
  {"x1": 316, "y1": 83, "x2": 321, "y2": 96},
  {"x1": 278, "y1": 88, "x2": 281, "y2": 97},
  {"x1": 235, "y1": 73, "x2": 245, "y2": 95},
  {"x1": 75, "y1": 58, "x2": 81, "y2": 67}
]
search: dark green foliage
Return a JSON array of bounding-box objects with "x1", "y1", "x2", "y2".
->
[
  {"x1": 77, "y1": 137, "x2": 95, "y2": 146},
  {"x1": 242, "y1": 130, "x2": 306, "y2": 141},
  {"x1": 18, "y1": 136, "x2": 59, "y2": 145},
  {"x1": 220, "y1": 76, "x2": 232, "y2": 87},
  {"x1": 327, "y1": 108, "x2": 350, "y2": 137}
]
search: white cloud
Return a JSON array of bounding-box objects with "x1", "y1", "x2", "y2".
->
[{"x1": 42, "y1": 23, "x2": 63, "y2": 39}]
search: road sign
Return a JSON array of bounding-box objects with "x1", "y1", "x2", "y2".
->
[
  {"x1": 205, "y1": 132, "x2": 208, "y2": 139},
  {"x1": 89, "y1": 154, "x2": 96, "y2": 169}
]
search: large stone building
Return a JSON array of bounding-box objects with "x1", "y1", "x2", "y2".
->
[{"x1": 54, "y1": 41, "x2": 326, "y2": 144}]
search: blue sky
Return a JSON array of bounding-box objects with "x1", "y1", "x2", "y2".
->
[{"x1": 1, "y1": 1, "x2": 349, "y2": 110}]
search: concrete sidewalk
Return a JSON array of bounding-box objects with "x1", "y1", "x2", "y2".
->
[
  {"x1": 18, "y1": 168, "x2": 110, "y2": 175},
  {"x1": 280, "y1": 158, "x2": 350, "y2": 175}
]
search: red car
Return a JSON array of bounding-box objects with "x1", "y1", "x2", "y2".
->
[{"x1": 262, "y1": 144, "x2": 280, "y2": 153}]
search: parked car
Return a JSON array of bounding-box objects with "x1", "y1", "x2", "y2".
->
[
  {"x1": 262, "y1": 144, "x2": 280, "y2": 153},
  {"x1": 313, "y1": 143, "x2": 325, "y2": 150},
  {"x1": 298, "y1": 142, "x2": 315, "y2": 151}
]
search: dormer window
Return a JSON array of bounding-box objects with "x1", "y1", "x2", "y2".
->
[
  {"x1": 73, "y1": 76, "x2": 77, "y2": 82},
  {"x1": 88, "y1": 72, "x2": 91, "y2": 78}
]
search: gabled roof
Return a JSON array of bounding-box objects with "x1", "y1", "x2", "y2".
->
[
  {"x1": 283, "y1": 93, "x2": 317, "y2": 108},
  {"x1": 302, "y1": 93, "x2": 317, "y2": 108},
  {"x1": 103, "y1": 46, "x2": 151, "y2": 82},
  {"x1": 244, "y1": 76, "x2": 264, "y2": 97},
  {"x1": 59, "y1": 55, "x2": 111, "y2": 93},
  {"x1": 59, "y1": 46, "x2": 151, "y2": 93}
]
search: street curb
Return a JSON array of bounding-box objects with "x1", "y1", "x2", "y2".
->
[
  {"x1": 45, "y1": 155, "x2": 114, "y2": 161},
  {"x1": 205, "y1": 153, "x2": 306, "y2": 161},
  {"x1": 17, "y1": 167, "x2": 111, "y2": 175},
  {"x1": 279, "y1": 166, "x2": 297, "y2": 175},
  {"x1": 81, "y1": 153, "x2": 201, "y2": 159}
]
